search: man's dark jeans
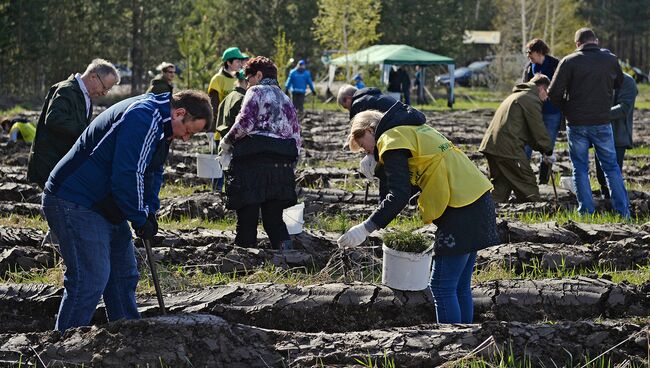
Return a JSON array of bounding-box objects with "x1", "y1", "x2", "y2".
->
[{"x1": 42, "y1": 193, "x2": 140, "y2": 332}]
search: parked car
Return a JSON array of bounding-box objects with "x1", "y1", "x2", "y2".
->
[
  {"x1": 435, "y1": 67, "x2": 473, "y2": 87},
  {"x1": 435, "y1": 60, "x2": 492, "y2": 87}
]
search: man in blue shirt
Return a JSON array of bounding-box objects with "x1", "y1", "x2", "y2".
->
[
  {"x1": 42, "y1": 90, "x2": 212, "y2": 332},
  {"x1": 285, "y1": 59, "x2": 316, "y2": 115}
]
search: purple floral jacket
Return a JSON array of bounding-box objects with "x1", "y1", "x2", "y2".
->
[{"x1": 223, "y1": 84, "x2": 301, "y2": 149}]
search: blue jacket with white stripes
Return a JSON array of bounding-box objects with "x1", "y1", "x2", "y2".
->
[{"x1": 45, "y1": 93, "x2": 172, "y2": 228}]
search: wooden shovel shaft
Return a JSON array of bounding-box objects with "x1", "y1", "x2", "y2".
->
[
  {"x1": 550, "y1": 164, "x2": 559, "y2": 210},
  {"x1": 144, "y1": 238, "x2": 166, "y2": 315}
]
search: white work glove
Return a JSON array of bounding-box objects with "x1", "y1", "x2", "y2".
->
[
  {"x1": 359, "y1": 154, "x2": 377, "y2": 180},
  {"x1": 218, "y1": 139, "x2": 233, "y2": 154},
  {"x1": 218, "y1": 151, "x2": 232, "y2": 169},
  {"x1": 337, "y1": 223, "x2": 370, "y2": 248},
  {"x1": 542, "y1": 153, "x2": 556, "y2": 165}
]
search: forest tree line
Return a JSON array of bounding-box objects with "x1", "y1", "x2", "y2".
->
[{"x1": 0, "y1": 0, "x2": 648, "y2": 101}]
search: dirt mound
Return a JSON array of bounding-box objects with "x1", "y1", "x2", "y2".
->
[{"x1": 0, "y1": 315, "x2": 646, "y2": 367}]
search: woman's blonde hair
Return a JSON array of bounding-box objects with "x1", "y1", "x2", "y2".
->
[{"x1": 347, "y1": 110, "x2": 383, "y2": 151}]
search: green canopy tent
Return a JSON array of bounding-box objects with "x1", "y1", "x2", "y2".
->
[{"x1": 329, "y1": 44, "x2": 456, "y2": 106}]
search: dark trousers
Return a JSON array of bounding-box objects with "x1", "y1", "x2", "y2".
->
[
  {"x1": 595, "y1": 147, "x2": 626, "y2": 198},
  {"x1": 292, "y1": 92, "x2": 305, "y2": 114},
  {"x1": 235, "y1": 200, "x2": 290, "y2": 247}
]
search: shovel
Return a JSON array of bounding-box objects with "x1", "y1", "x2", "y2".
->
[
  {"x1": 143, "y1": 238, "x2": 166, "y2": 315},
  {"x1": 548, "y1": 163, "x2": 559, "y2": 211}
]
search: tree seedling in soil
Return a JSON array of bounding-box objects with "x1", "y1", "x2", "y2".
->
[{"x1": 382, "y1": 231, "x2": 431, "y2": 253}]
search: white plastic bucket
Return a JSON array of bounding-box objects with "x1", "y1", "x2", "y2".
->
[
  {"x1": 196, "y1": 154, "x2": 222, "y2": 179},
  {"x1": 382, "y1": 243, "x2": 434, "y2": 291},
  {"x1": 283, "y1": 203, "x2": 305, "y2": 235},
  {"x1": 559, "y1": 176, "x2": 575, "y2": 194}
]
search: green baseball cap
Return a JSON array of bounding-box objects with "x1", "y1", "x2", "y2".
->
[{"x1": 222, "y1": 47, "x2": 248, "y2": 61}]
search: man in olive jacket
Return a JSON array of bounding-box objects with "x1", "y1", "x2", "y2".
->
[
  {"x1": 479, "y1": 74, "x2": 553, "y2": 203},
  {"x1": 27, "y1": 59, "x2": 119, "y2": 189}
]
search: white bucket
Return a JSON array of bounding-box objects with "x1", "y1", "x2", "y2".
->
[
  {"x1": 382, "y1": 243, "x2": 434, "y2": 291},
  {"x1": 559, "y1": 176, "x2": 575, "y2": 194},
  {"x1": 282, "y1": 203, "x2": 305, "y2": 235},
  {"x1": 196, "y1": 154, "x2": 222, "y2": 179}
]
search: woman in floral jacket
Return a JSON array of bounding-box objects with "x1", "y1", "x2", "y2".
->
[{"x1": 219, "y1": 56, "x2": 301, "y2": 249}]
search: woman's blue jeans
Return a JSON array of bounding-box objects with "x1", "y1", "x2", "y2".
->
[
  {"x1": 566, "y1": 124, "x2": 630, "y2": 218},
  {"x1": 42, "y1": 193, "x2": 141, "y2": 332},
  {"x1": 430, "y1": 251, "x2": 477, "y2": 323}
]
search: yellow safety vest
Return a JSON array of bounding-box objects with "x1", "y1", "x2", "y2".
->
[
  {"x1": 9, "y1": 122, "x2": 36, "y2": 143},
  {"x1": 377, "y1": 124, "x2": 493, "y2": 223}
]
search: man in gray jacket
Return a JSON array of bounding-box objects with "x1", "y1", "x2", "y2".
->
[{"x1": 595, "y1": 72, "x2": 637, "y2": 198}]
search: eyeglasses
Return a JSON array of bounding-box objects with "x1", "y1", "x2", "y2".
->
[
  {"x1": 525, "y1": 50, "x2": 533, "y2": 55},
  {"x1": 96, "y1": 73, "x2": 110, "y2": 93},
  {"x1": 165, "y1": 69, "x2": 175, "y2": 74}
]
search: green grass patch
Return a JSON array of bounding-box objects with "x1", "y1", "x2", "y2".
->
[
  {"x1": 0, "y1": 105, "x2": 28, "y2": 117},
  {"x1": 308, "y1": 212, "x2": 353, "y2": 233},
  {"x1": 0, "y1": 261, "x2": 327, "y2": 291},
  {"x1": 1, "y1": 264, "x2": 63, "y2": 285},
  {"x1": 0, "y1": 213, "x2": 237, "y2": 232},
  {"x1": 627, "y1": 145, "x2": 650, "y2": 156},
  {"x1": 307, "y1": 212, "x2": 423, "y2": 234},
  {"x1": 450, "y1": 343, "x2": 646, "y2": 368},
  {"x1": 138, "y1": 262, "x2": 360, "y2": 293},
  {"x1": 0, "y1": 214, "x2": 48, "y2": 231},
  {"x1": 474, "y1": 257, "x2": 650, "y2": 286},
  {"x1": 158, "y1": 183, "x2": 209, "y2": 199},
  {"x1": 158, "y1": 215, "x2": 236, "y2": 231},
  {"x1": 354, "y1": 352, "x2": 396, "y2": 368},
  {"x1": 505, "y1": 209, "x2": 649, "y2": 225}
]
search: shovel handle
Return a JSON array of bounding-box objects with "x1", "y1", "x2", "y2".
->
[{"x1": 143, "y1": 238, "x2": 166, "y2": 315}]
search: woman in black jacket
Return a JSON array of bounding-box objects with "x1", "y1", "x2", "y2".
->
[{"x1": 219, "y1": 57, "x2": 301, "y2": 249}]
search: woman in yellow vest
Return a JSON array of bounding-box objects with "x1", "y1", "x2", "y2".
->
[
  {"x1": 2, "y1": 117, "x2": 36, "y2": 143},
  {"x1": 338, "y1": 102, "x2": 500, "y2": 323}
]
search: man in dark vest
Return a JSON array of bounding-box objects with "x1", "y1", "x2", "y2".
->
[{"x1": 28, "y1": 59, "x2": 120, "y2": 189}]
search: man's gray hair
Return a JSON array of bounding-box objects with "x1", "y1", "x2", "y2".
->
[
  {"x1": 84, "y1": 58, "x2": 120, "y2": 84},
  {"x1": 337, "y1": 84, "x2": 358, "y2": 107}
]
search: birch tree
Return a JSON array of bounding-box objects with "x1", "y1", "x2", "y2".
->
[{"x1": 312, "y1": 0, "x2": 381, "y2": 80}]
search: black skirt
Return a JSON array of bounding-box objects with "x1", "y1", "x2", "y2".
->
[
  {"x1": 224, "y1": 135, "x2": 298, "y2": 211},
  {"x1": 225, "y1": 159, "x2": 297, "y2": 210},
  {"x1": 432, "y1": 191, "x2": 500, "y2": 256}
]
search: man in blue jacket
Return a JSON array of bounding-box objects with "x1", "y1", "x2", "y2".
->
[
  {"x1": 285, "y1": 60, "x2": 316, "y2": 115},
  {"x1": 42, "y1": 90, "x2": 212, "y2": 332}
]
